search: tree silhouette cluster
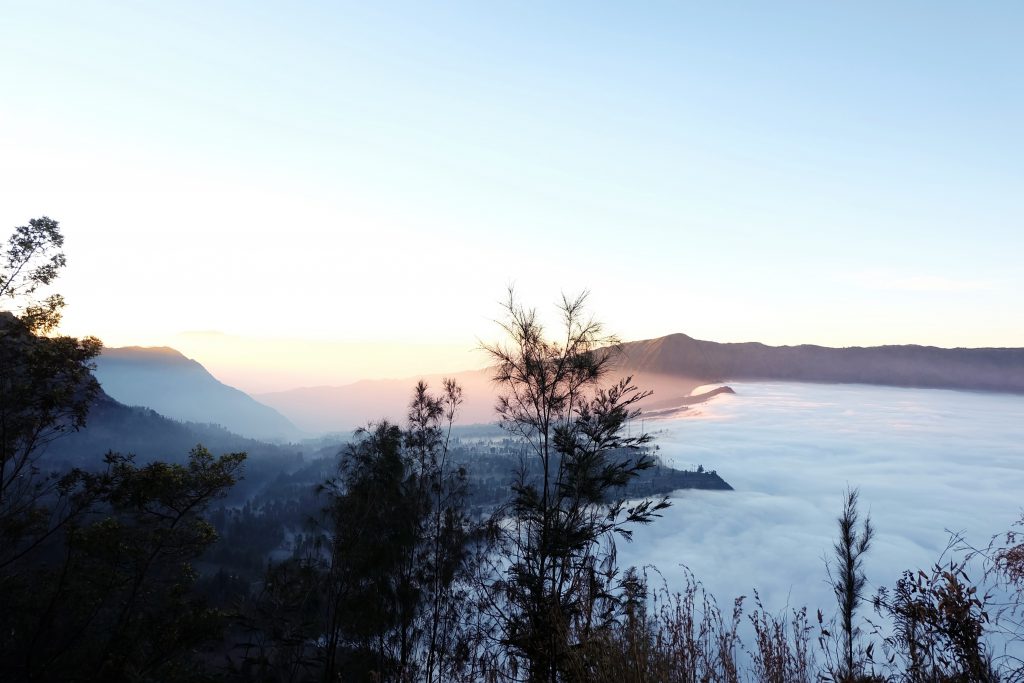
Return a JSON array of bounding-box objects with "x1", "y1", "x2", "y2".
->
[{"x1": 1, "y1": 217, "x2": 244, "y2": 681}]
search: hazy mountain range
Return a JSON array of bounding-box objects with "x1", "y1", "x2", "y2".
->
[
  {"x1": 255, "y1": 369, "x2": 497, "y2": 433},
  {"x1": 99, "y1": 334, "x2": 1024, "y2": 436},
  {"x1": 257, "y1": 334, "x2": 1024, "y2": 433},
  {"x1": 618, "y1": 333, "x2": 1024, "y2": 392},
  {"x1": 95, "y1": 347, "x2": 302, "y2": 441}
]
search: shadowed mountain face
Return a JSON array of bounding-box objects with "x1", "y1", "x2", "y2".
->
[
  {"x1": 40, "y1": 389, "x2": 301, "y2": 503},
  {"x1": 617, "y1": 333, "x2": 1024, "y2": 393},
  {"x1": 95, "y1": 347, "x2": 302, "y2": 441},
  {"x1": 49, "y1": 392, "x2": 279, "y2": 463}
]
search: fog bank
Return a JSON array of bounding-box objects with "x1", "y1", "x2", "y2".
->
[{"x1": 619, "y1": 382, "x2": 1024, "y2": 636}]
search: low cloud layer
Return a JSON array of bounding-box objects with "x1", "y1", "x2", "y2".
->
[{"x1": 617, "y1": 382, "x2": 1024, "y2": 643}]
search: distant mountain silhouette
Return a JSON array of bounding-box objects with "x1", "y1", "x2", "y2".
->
[
  {"x1": 617, "y1": 333, "x2": 1024, "y2": 393},
  {"x1": 258, "y1": 334, "x2": 1024, "y2": 433},
  {"x1": 95, "y1": 347, "x2": 302, "y2": 441}
]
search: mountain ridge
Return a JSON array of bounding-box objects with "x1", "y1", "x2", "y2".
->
[
  {"x1": 617, "y1": 333, "x2": 1024, "y2": 393},
  {"x1": 256, "y1": 333, "x2": 1024, "y2": 433},
  {"x1": 95, "y1": 346, "x2": 302, "y2": 441}
]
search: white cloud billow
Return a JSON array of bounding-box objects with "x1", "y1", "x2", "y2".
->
[{"x1": 617, "y1": 382, "x2": 1024, "y2": 646}]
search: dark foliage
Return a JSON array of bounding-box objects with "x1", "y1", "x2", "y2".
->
[
  {"x1": 0, "y1": 446, "x2": 245, "y2": 682},
  {"x1": 1, "y1": 216, "x2": 68, "y2": 333},
  {"x1": 873, "y1": 561, "x2": 1000, "y2": 682},
  {"x1": 0, "y1": 312, "x2": 102, "y2": 569},
  {"x1": 314, "y1": 380, "x2": 477, "y2": 682},
  {"x1": 478, "y1": 291, "x2": 670, "y2": 681}
]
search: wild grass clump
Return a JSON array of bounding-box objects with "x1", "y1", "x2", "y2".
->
[{"x1": 564, "y1": 567, "x2": 819, "y2": 683}]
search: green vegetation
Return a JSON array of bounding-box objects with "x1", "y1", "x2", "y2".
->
[{"x1": 1, "y1": 217, "x2": 1023, "y2": 681}]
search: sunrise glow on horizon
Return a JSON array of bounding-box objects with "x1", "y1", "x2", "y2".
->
[{"x1": 3, "y1": 2, "x2": 1022, "y2": 391}]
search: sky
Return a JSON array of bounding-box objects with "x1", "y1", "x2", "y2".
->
[{"x1": 2, "y1": 2, "x2": 1022, "y2": 391}]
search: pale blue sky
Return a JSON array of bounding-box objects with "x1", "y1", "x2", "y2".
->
[{"x1": 1, "y1": 2, "x2": 1021, "y2": 388}]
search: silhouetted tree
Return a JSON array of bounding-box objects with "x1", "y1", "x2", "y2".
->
[
  {"x1": 316, "y1": 380, "x2": 473, "y2": 682},
  {"x1": 0, "y1": 217, "x2": 101, "y2": 570},
  {"x1": 0, "y1": 217, "x2": 248, "y2": 681},
  {"x1": 0, "y1": 313, "x2": 101, "y2": 565},
  {"x1": 407, "y1": 379, "x2": 474, "y2": 683},
  {"x1": 480, "y1": 290, "x2": 669, "y2": 682},
  {"x1": 1, "y1": 215, "x2": 68, "y2": 333},
  {"x1": 823, "y1": 487, "x2": 877, "y2": 682}
]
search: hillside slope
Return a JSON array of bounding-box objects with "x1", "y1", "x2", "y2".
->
[{"x1": 95, "y1": 347, "x2": 302, "y2": 441}]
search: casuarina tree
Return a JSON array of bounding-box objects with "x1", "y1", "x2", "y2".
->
[{"x1": 480, "y1": 290, "x2": 669, "y2": 682}]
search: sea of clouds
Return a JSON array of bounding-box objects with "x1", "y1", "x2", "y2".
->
[{"x1": 616, "y1": 381, "x2": 1024, "y2": 655}]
